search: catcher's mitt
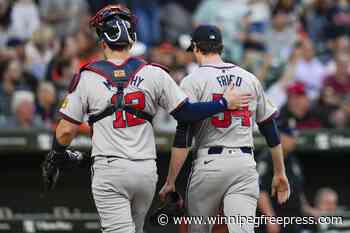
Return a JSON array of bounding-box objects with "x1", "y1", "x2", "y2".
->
[
  {"x1": 41, "y1": 149, "x2": 88, "y2": 193},
  {"x1": 149, "y1": 191, "x2": 185, "y2": 226}
]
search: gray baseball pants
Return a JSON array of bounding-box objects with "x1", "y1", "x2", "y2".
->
[
  {"x1": 187, "y1": 148, "x2": 259, "y2": 233},
  {"x1": 91, "y1": 156, "x2": 158, "y2": 233}
]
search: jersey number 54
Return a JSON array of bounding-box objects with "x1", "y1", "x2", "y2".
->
[{"x1": 212, "y1": 94, "x2": 251, "y2": 128}]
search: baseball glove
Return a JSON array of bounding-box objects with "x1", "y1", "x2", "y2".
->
[
  {"x1": 149, "y1": 191, "x2": 185, "y2": 226},
  {"x1": 41, "y1": 149, "x2": 89, "y2": 193}
]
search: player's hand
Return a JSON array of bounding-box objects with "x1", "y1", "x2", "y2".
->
[
  {"x1": 223, "y1": 83, "x2": 251, "y2": 110},
  {"x1": 159, "y1": 181, "x2": 176, "y2": 201},
  {"x1": 271, "y1": 173, "x2": 290, "y2": 204}
]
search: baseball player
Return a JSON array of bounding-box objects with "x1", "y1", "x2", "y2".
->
[
  {"x1": 160, "y1": 25, "x2": 291, "y2": 233},
  {"x1": 41, "y1": 6, "x2": 250, "y2": 233}
]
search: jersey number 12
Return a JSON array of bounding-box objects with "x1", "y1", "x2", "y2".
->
[{"x1": 111, "y1": 91, "x2": 145, "y2": 128}]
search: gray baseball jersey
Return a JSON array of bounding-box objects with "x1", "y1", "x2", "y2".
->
[
  {"x1": 183, "y1": 63, "x2": 276, "y2": 233},
  {"x1": 60, "y1": 59, "x2": 187, "y2": 160},
  {"x1": 180, "y1": 63, "x2": 277, "y2": 151}
]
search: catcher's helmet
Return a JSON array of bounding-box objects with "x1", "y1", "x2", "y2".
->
[{"x1": 90, "y1": 5, "x2": 137, "y2": 47}]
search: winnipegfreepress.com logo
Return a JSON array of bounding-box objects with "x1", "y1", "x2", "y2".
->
[{"x1": 157, "y1": 214, "x2": 343, "y2": 227}]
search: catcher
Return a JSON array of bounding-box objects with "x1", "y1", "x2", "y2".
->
[{"x1": 41, "y1": 4, "x2": 250, "y2": 233}]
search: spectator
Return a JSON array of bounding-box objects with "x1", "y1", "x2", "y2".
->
[
  {"x1": 333, "y1": 35, "x2": 350, "y2": 54},
  {"x1": 325, "y1": 35, "x2": 350, "y2": 72},
  {"x1": 314, "y1": 188, "x2": 339, "y2": 215},
  {"x1": 49, "y1": 58, "x2": 77, "y2": 99},
  {"x1": 279, "y1": 81, "x2": 323, "y2": 129},
  {"x1": 6, "y1": 38, "x2": 27, "y2": 64},
  {"x1": 46, "y1": 35, "x2": 79, "y2": 82},
  {"x1": 0, "y1": 0, "x2": 12, "y2": 48},
  {"x1": 75, "y1": 29, "x2": 101, "y2": 67},
  {"x1": 160, "y1": 2, "x2": 192, "y2": 43},
  {"x1": 10, "y1": 0, "x2": 40, "y2": 40},
  {"x1": 241, "y1": 0, "x2": 270, "y2": 52},
  {"x1": 35, "y1": 81, "x2": 57, "y2": 129},
  {"x1": 148, "y1": 43, "x2": 177, "y2": 68},
  {"x1": 331, "y1": 105, "x2": 350, "y2": 129},
  {"x1": 293, "y1": 39, "x2": 327, "y2": 100},
  {"x1": 326, "y1": 0, "x2": 350, "y2": 40},
  {"x1": 314, "y1": 87, "x2": 343, "y2": 128},
  {"x1": 323, "y1": 52, "x2": 350, "y2": 97},
  {"x1": 264, "y1": 8, "x2": 297, "y2": 67},
  {"x1": 166, "y1": 0, "x2": 202, "y2": 13},
  {"x1": 25, "y1": 26, "x2": 55, "y2": 80},
  {"x1": 301, "y1": 0, "x2": 333, "y2": 53},
  {"x1": 193, "y1": 0, "x2": 249, "y2": 62},
  {"x1": 1, "y1": 90, "x2": 44, "y2": 129},
  {"x1": 39, "y1": 0, "x2": 88, "y2": 37},
  {"x1": 266, "y1": 45, "x2": 303, "y2": 108},
  {"x1": 272, "y1": 0, "x2": 298, "y2": 14},
  {"x1": 0, "y1": 37, "x2": 26, "y2": 63},
  {"x1": 0, "y1": 59, "x2": 37, "y2": 117},
  {"x1": 240, "y1": 1, "x2": 271, "y2": 77}
]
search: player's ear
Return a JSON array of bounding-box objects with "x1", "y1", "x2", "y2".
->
[
  {"x1": 101, "y1": 41, "x2": 107, "y2": 50},
  {"x1": 193, "y1": 43, "x2": 198, "y2": 53}
]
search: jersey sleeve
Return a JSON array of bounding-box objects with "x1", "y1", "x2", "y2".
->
[
  {"x1": 255, "y1": 79, "x2": 278, "y2": 123},
  {"x1": 59, "y1": 73, "x2": 88, "y2": 124},
  {"x1": 158, "y1": 70, "x2": 188, "y2": 113},
  {"x1": 180, "y1": 75, "x2": 199, "y2": 102}
]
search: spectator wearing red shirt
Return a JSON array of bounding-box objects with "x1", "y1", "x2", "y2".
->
[
  {"x1": 323, "y1": 52, "x2": 350, "y2": 96},
  {"x1": 279, "y1": 81, "x2": 323, "y2": 129}
]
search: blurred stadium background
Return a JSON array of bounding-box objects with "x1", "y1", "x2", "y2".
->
[{"x1": 0, "y1": 0, "x2": 350, "y2": 232}]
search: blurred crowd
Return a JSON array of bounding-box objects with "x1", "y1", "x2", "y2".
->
[{"x1": 0, "y1": 0, "x2": 350, "y2": 131}]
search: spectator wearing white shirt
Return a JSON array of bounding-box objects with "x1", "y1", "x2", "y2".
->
[
  {"x1": 0, "y1": 90, "x2": 44, "y2": 129},
  {"x1": 293, "y1": 39, "x2": 327, "y2": 100},
  {"x1": 10, "y1": 0, "x2": 40, "y2": 40},
  {"x1": 39, "y1": 0, "x2": 88, "y2": 37},
  {"x1": 264, "y1": 8, "x2": 297, "y2": 67},
  {"x1": 25, "y1": 26, "x2": 55, "y2": 80},
  {"x1": 193, "y1": 0, "x2": 249, "y2": 62}
]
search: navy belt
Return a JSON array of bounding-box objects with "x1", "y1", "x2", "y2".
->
[{"x1": 208, "y1": 146, "x2": 252, "y2": 155}]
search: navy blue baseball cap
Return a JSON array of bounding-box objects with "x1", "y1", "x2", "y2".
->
[{"x1": 187, "y1": 25, "x2": 223, "y2": 52}]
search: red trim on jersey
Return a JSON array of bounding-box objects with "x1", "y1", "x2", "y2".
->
[
  {"x1": 200, "y1": 65, "x2": 236, "y2": 69},
  {"x1": 60, "y1": 112, "x2": 82, "y2": 125},
  {"x1": 149, "y1": 63, "x2": 170, "y2": 73},
  {"x1": 68, "y1": 73, "x2": 81, "y2": 93}
]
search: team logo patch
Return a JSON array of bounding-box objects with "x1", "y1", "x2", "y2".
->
[
  {"x1": 114, "y1": 70, "x2": 126, "y2": 78},
  {"x1": 61, "y1": 98, "x2": 69, "y2": 109}
]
